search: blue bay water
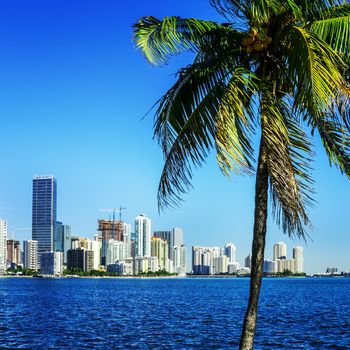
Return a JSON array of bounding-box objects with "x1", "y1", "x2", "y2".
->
[{"x1": 0, "y1": 278, "x2": 349, "y2": 349}]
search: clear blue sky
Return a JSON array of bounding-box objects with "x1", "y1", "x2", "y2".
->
[{"x1": 0, "y1": 0, "x2": 349, "y2": 274}]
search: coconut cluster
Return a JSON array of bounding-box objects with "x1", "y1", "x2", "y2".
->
[{"x1": 241, "y1": 28, "x2": 272, "y2": 54}]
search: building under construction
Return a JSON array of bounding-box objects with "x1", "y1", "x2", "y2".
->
[
  {"x1": 98, "y1": 219, "x2": 124, "y2": 266},
  {"x1": 7, "y1": 240, "x2": 21, "y2": 268},
  {"x1": 98, "y1": 220, "x2": 124, "y2": 242}
]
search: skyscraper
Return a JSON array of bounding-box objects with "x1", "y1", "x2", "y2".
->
[
  {"x1": 23, "y1": 240, "x2": 38, "y2": 271},
  {"x1": 0, "y1": 219, "x2": 8, "y2": 274},
  {"x1": 123, "y1": 223, "x2": 132, "y2": 259},
  {"x1": 173, "y1": 244, "x2": 186, "y2": 275},
  {"x1": 40, "y1": 251, "x2": 63, "y2": 275},
  {"x1": 32, "y1": 175, "x2": 57, "y2": 257},
  {"x1": 135, "y1": 214, "x2": 151, "y2": 257},
  {"x1": 273, "y1": 241, "x2": 287, "y2": 261},
  {"x1": 54, "y1": 221, "x2": 63, "y2": 252},
  {"x1": 245, "y1": 254, "x2": 252, "y2": 269},
  {"x1": 106, "y1": 240, "x2": 126, "y2": 265},
  {"x1": 293, "y1": 246, "x2": 304, "y2": 273},
  {"x1": 63, "y1": 224, "x2": 72, "y2": 264},
  {"x1": 154, "y1": 228, "x2": 184, "y2": 260},
  {"x1": 151, "y1": 237, "x2": 168, "y2": 270},
  {"x1": 224, "y1": 243, "x2": 236, "y2": 263},
  {"x1": 6, "y1": 240, "x2": 21, "y2": 268}
]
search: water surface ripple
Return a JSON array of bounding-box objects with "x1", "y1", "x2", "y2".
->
[{"x1": 0, "y1": 278, "x2": 349, "y2": 349}]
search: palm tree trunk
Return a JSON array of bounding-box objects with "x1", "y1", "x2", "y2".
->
[{"x1": 239, "y1": 135, "x2": 268, "y2": 350}]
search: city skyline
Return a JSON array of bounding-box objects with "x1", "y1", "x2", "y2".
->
[
  {"x1": 0, "y1": 174, "x2": 346, "y2": 274},
  {"x1": 0, "y1": 1, "x2": 349, "y2": 274}
]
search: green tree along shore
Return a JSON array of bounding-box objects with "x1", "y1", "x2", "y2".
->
[
  {"x1": 63, "y1": 268, "x2": 177, "y2": 277},
  {"x1": 133, "y1": 1, "x2": 350, "y2": 349},
  {"x1": 5, "y1": 268, "x2": 177, "y2": 278}
]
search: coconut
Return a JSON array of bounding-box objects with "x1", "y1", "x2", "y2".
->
[
  {"x1": 253, "y1": 41, "x2": 264, "y2": 52},
  {"x1": 242, "y1": 35, "x2": 255, "y2": 46},
  {"x1": 246, "y1": 45, "x2": 254, "y2": 54}
]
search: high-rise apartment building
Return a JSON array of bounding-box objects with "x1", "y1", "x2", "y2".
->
[
  {"x1": 123, "y1": 223, "x2": 132, "y2": 259},
  {"x1": 32, "y1": 175, "x2": 57, "y2": 257},
  {"x1": 293, "y1": 246, "x2": 304, "y2": 273},
  {"x1": 216, "y1": 255, "x2": 229, "y2": 274},
  {"x1": 191, "y1": 246, "x2": 222, "y2": 275},
  {"x1": 154, "y1": 228, "x2": 183, "y2": 260},
  {"x1": 40, "y1": 251, "x2": 63, "y2": 275},
  {"x1": 173, "y1": 245, "x2": 186, "y2": 275},
  {"x1": 67, "y1": 248, "x2": 94, "y2": 272},
  {"x1": 135, "y1": 214, "x2": 151, "y2": 257},
  {"x1": 263, "y1": 260, "x2": 277, "y2": 274},
  {"x1": 106, "y1": 240, "x2": 126, "y2": 265},
  {"x1": 0, "y1": 219, "x2": 8, "y2": 274},
  {"x1": 151, "y1": 237, "x2": 168, "y2": 270},
  {"x1": 6, "y1": 240, "x2": 21, "y2": 268},
  {"x1": 224, "y1": 243, "x2": 236, "y2": 263},
  {"x1": 192, "y1": 246, "x2": 203, "y2": 274},
  {"x1": 23, "y1": 240, "x2": 38, "y2": 271},
  {"x1": 273, "y1": 241, "x2": 287, "y2": 261}
]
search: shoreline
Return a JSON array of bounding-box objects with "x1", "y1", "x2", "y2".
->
[{"x1": 1, "y1": 274, "x2": 348, "y2": 279}]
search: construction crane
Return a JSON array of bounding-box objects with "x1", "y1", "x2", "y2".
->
[
  {"x1": 10, "y1": 227, "x2": 31, "y2": 240},
  {"x1": 98, "y1": 206, "x2": 126, "y2": 240}
]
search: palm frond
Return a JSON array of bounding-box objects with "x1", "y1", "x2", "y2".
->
[
  {"x1": 316, "y1": 115, "x2": 350, "y2": 178},
  {"x1": 133, "y1": 16, "x2": 232, "y2": 65},
  {"x1": 209, "y1": 0, "x2": 248, "y2": 25},
  {"x1": 155, "y1": 66, "x2": 256, "y2": 209},
  {"x1": 283, "y1": 25, "x2": 348, "y2": 117},
  {"x1": 298, "y1": 0, "x2": 345, "y2": 20},
  {"x1": 215, "y1": 69, "x2": 257, "y2": 176},
  {"x1": 311, "y1": 14, "x2": 350, "y2": 53},
  {"x1": 261, "y1": 92, "x2": 314, "y2": 238}
]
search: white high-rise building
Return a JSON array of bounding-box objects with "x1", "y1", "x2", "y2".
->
[
  {"x1": 192, "y1": 246, "x2": 228, "y2": 275},
  {"x1": 135, "y1": 214, "x2": 151, "y2": 257},
  {"x1": 0, "y1": 219, "x2": 8, "y2": 274},
  {"x1": 224, "y1": 243, "x2": 236, "y2": 263},
  {"x1": 23, "y1": 240, "x2": 38, "y2": 271},
  {"x1": 173, "y1": 228, "x2": 183, "y2": 252},
  {"x1": 90, "y1": 237, "x2": 101, "y2": 270},
  {"x1": 293, "y1": 246, "x2": 304, "y2": 273},
  {"x1": 173, "y1": 244, "x2": 186, "y2": 275},
  {"x1": 273, "y1": 241, "x2": 287, "y2": 260},
  {"x1": 277, "y1": 258, "x2": 296, "y2": 273},
  {"x1": 123, "y1": 223, "x2": 132, "y2": 259},
  {"x1": 180, "y1": 245, "x2": 186, "y2": 274},
  {"x1": 107, "y1": 240, "x2": 126, "y2": 265},
  {"x1": 264, "y1": 260, "x2": 277, "y2": 274},
  {"x1": 216, "y1": 255, "x2": 229, "y2": 274},
  {"x1": 209, "y1": 247, "x2": 221, "y2": 275},
  {"x1": 192, "y1": 246, "x2": 203, "y2": 274}
]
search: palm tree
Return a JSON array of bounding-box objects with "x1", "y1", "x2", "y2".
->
[{"x1": 133, "y1": 1, "x2": 350, "y2": 349}]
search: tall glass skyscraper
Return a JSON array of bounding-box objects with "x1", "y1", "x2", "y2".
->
[{"x1": 32, "y1": 175, "x2": 57, "y2": 256}]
